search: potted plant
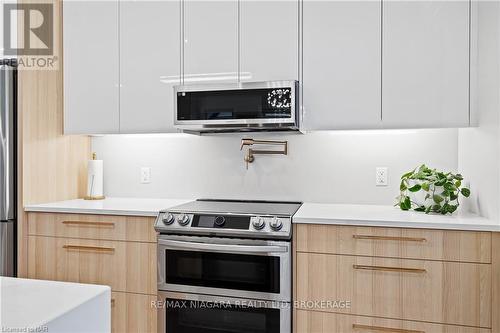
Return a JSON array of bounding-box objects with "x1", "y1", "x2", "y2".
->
[{"x1": 397, "y1": 164, "x2": 470, "y2": 215}]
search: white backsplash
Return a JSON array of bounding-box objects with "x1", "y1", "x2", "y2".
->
[{"x1": 92, "y1": 129, "x2": 459, "y2": 206}]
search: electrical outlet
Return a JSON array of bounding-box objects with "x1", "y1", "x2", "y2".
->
[
  {"x1": 376, "y1": 167, "x2": 388, "y2": 186},
  {"x1": 141, "y1": 167, "x2": 151, "y2": 184}
]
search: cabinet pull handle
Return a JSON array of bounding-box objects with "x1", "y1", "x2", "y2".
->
[
  {"x1": 111, "y1": 298, "x2": 116, "y2": 307},
  {"x1": 352, "y1": 235, "x2": 426, "y2": 242},
  {"x1": 353, "y1": 265, "x2": 426, "y2": 274},
  {"x1": 63, "y1": 221, "x2": 115, "y2": 228},
  {"x1": 63, "y1": 245, "x2": 115, "y2": 253},
  {"x1": 353, "y1": 324, "x2": 424, "y2": 333}
]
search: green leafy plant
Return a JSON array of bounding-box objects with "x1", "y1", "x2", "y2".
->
[{"x1": 397, "y1": 164, "x2": 470, "y2": 215}]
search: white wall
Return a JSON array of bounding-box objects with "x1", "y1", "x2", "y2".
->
[
  {"x1": 458, "y1": 1, "x2": 500, "y2": 221},
  {"x1": 92, "y1": 129, "x2": 459, "y2": 205}
]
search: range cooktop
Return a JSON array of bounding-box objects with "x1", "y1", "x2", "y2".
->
[{"x1": 154, "y1": 199, "x2": 302, "y2": 240}]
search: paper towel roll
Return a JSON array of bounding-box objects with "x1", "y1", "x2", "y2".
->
[{"x1": 87, "y1": 159, "x2": 104, "y2": 198}]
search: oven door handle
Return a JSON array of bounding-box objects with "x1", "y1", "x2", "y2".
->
[{"x1": 158, "y1": 239, "x2": 288, "y2": 254}]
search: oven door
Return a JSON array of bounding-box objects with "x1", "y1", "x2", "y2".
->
[
  {"x1": 158, "y1": 291, "x2": 291, "y2": 333},
  {"x1": 157, "y1": 235, "x2": 291, "y2": 302}
]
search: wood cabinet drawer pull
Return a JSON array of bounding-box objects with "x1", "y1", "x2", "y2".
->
[
  {"x1": 62, "y1": 221, "x2": 115, "y2": 227},
  {"x1": 63, "y1": 245, "x2": 115, "y2": 253},
  {"x1": 111, "y1": 298, "x2": 115, "y2": 307},
  {"x1": 352, "y1": 235, "x2": 427, "y2": 242},
  {"x1": 353, "y1": 265, "x2": 426, "y2": 274},
  {"x1": 353, "y1": 324, "x2": 424, "y2": 333}
]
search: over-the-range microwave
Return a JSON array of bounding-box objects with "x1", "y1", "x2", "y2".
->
[{"x1": 174, "y1": 80, "x2": 300, "y2": 133}]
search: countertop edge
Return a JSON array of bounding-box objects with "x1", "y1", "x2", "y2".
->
[
  {"x1": 24, "y1": 198, "x2": 500, "y2": 232},
  {"x1": 292, "y1": 216, "x2": 500, "y2": 232},
  {"x1": 0, "y1": 277, "x2": 110, "y2": 329},
  {"x1": 24, "y1": 206, "x2": 159, "y2": 217},
  {"x1": 24, "y1": 198, "x2": 192, "y2": 217},
  {"x1": 42, "y1": 286, "x2": 111, "y2": 328}
]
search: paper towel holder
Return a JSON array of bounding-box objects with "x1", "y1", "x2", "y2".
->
[{"x1": 84, "y1": 152, "x2": 106, "y2": 200}]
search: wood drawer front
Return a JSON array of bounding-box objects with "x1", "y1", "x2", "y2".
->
[
  {"x1": 295, "y1": 310, "x2": 491, "y2": 333},
  {"x1": 111, "y1": 292, "x2": 157, "y2": 333},
  {"x1": 27, "y1": 212, "x2": 157, "y2": 242},
  {"x1": 296, "y1": 253, "x2": 491, "y2": 327},
  {"x1": 295, "y1": 224, "x2": 492, "y2": 263},
  {"x1": 27, "y1": 236, "x2": 156, "y2": 295}
]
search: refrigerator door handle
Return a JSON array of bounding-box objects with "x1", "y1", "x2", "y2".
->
[{"x1": 0, "y1": 64, "x2": 16, "y2": 221}]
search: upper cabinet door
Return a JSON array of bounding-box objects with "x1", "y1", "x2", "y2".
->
[
  {"x1": 382, "y1": 1, "x2": 470, "y2": 128},
  {"x1": 240, "y1": 0, "x2": 299, "y2": 82},
  {"x1": 183, "y1": 0, "x2": 238, "y2": 84},
  {"x1": 119, "y1": 0, "x2": 180, "y2": 133},
  {"x1": 302, "y1": 1, "x2": 382, "y2": 130},
  {"x1": 63, "y1": 0, "x2": 120, "y2": 134}
]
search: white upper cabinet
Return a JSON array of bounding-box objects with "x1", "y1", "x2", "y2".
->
[
  {"x1": 63, "y1": 0, "x2": 120, "y2": 134},
  {"x1": 302, "y1": 1, "x2": 382, "y2": 130},
  {"x1": 382, "y1": 1, "x2": 470, "y2": 128},
  {"x1": 183, "y1": 0, "x2": 238, "y2": 84},
  {"x1": 119, "y1": 0, "x2": 180, "y2": 133},
  {"x1": 63, "y1": 0, "x2": 472, "y2": 134},
  {"x1": 240, "y1": 0, "x2": 299, "y2": 82}
]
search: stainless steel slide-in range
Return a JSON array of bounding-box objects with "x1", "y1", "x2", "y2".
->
[{"x1": 155, "y1": 199, "x2": 302, "y2": 333}]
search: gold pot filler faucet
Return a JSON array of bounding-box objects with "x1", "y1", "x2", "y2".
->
[{"x1": 240, "y1": 138, "x2": 288, "y2": 169}]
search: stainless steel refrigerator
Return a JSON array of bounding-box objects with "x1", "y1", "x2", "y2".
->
[{"x1": 0, "y1": 59, "x2": 17, "y2": 277}]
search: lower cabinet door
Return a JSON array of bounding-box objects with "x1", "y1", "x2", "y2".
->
[
  {"x1": 27, "y1": 236, "x2": 156, "y2": 294},
  {"x1": 111, "y1": 292, "x2": 157, "y2": 333},
  {"x1": 296, "y1": 253, "x2": 491, "y2": 328},
  {"x1": 295, "y1": 310, "x2": 491, "y2": 333},
  {"x1": 27, "y1": 213, "x2": 157, "y2": 242},
  {"x1": 295, "y1": 224, "x2": 492, "y2": 263}
]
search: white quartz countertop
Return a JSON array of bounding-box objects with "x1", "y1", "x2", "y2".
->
[
  {"x1": 25, "y1": 198, "x2": 500, "y2": 231},
  {"x1": 24, "y1": 197, "x2": 192, "y2": 216},
  {"x1": 0, "y1": 277, "x2": 110, "y2": 330},
  {"x1": 294, "y1": 203, "x2": 500, "y2": 231}
]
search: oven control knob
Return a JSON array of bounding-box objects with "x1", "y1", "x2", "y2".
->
[
  {"x1": 270, "y1": 217, "x2": 283, "y2": 231},
  {"x1": 177, "y1": 214, "x2": 190, "y2": 226},
  {"x1": 252, "y1": 217, "x2": 265, "y2": 230},
  {"x1": 162, "y1": 213, "x2": 175, "y2": 225},
  {"x1": 214, "y1": 216, "x2": 226, "y2": 227}
]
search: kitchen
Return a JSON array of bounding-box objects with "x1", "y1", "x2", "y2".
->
[{"x1": 1, "y1": 0, "x2": 499, "y2": 332}]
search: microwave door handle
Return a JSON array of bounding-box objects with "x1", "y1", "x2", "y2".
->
[{"x1": 158, "y1": 239, "x2": 287, "y2": 254}]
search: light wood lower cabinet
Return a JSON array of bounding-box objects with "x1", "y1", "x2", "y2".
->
[
  {"x1": 27, "y1": 235, "x2": 156, "y2": 295},
  {"x1": 26, "y1": 212, "x2": 158, "y2": 332},
  {"x1": 296, "y1": 252, "x2": 491, "y2": 327},
  {"x1": 295, "y1": 224, "x2": 492, "y2": 263},
  {"x1": 111, "y1": 292, "x2": 157, "y2": 333},
  {"x1": 294, "y1": 224, "x2": 498, "y2": 331},
  {"x1": 28, "y1": 213, "x2": 157, "y2": 242},
  {"x1": 295, "y1": 310, "x2": 491, "y2": 333}
]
